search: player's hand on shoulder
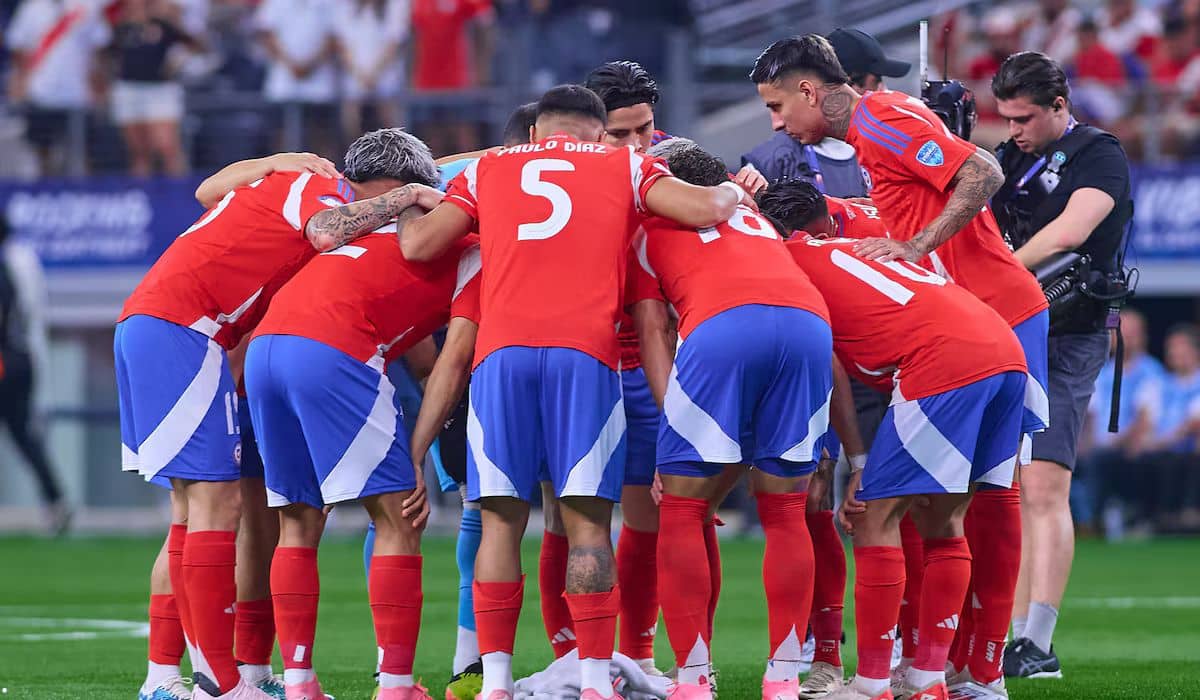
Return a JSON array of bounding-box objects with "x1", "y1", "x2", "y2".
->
[
  {"x1": 853, "y1": 236, "x2": 920, "y2": 263},
  {"x1": 732, "y1": 164, "x2": 768, "y2": 196},
  {"x1": 268, "y1": 152, "x2": 340, "y2": 179}
]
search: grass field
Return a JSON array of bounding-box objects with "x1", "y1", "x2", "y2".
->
[{"x1": 0, "y1": 534, "x2": 1198, "y2": 699}]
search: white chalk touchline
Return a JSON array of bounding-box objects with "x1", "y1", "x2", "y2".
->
[
  {"x1": 0, "y1": 616, "x2": 148, "y2": 641},
  {"x1": 1068, "y1": 596, "x2": 1200, "y2": 609}
]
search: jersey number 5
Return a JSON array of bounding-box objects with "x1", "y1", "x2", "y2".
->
[{"x1": 518, "y1": 159, "x2": 576, "y2": 240}]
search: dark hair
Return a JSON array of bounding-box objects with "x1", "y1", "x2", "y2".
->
[
  {"x1": 343, "y1": 128, "x2": 440, "y2": 187},
  {"x1": 750, "y1": 35, "x2": 849, "y2": 86},
  {"x1": 756, "y1": 178, "x2": 827, "y2": 232},
  {"x1": 1167, "y1": 322, "x2": 1200, "y2": 351},
  {"x1": 584, "y1": 60, "x2": 660, "y2": 112},
  {"x1": 536, "y1": 85, "x2": 608, "y2": 126},
  {"x1": 502, "y1": 102, "x2": 538, "y2": 146},
  {"x1": 645, "y1": 138, "x2": 728, "y2": 187},
  {"x1": 992, "y1": 51, "x2": 1071, "y2": 107}
]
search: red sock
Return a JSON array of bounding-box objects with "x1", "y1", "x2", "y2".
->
[
  {"x1": 658, "y1": 495, "x2": 712, "y2": 667},
  {"x1": 369, "y1": 555, "x2": 423, "y2": 676},
  {"x1": 617, "y1": 526, "x2": 658, "y2": 660},
  {"x1": 270, "y1": 546, "x2": 320, "y2": 671},
  {"x1": 914, "y1": 537, "x2": 972, "y2": 673},
  {"x1": 703, "y1": 517, "x2": 721, "y2": 642},
  {"x1": 806, "y1": 510, "x2": 845, "y2": 667},
  {"x1": 758, "y1": 493, "x2": 813, "y2": 662},
  {"x1": 149, "y1": 594, "x2": 186, "y2": 665},
  {"x1": 539, "y1": 531, "x2": 575, "y2": 657},
  {"x1": 183, "y1": 530, "x2": 240, "y2": 692},
  {"x1": 234, "y1": 598, "x2": 276, "y2": 666},
  {"x1": 899, "y1": 515, "x2": 924, "y2": 659},
  {"x1": 565, "y1": 586, "x2": 621, "y2": 659},
  {"x1": 167, "y1": 524, "x2": 194, "y2": 647},
  {"x1": 854, "y1": 546, "x2": 906, "y2": 680},
  {"x1": 949, "y1": 593, "x2": 975, "y2": 674},
  {"x1": 966, "y1": 487, "x2": 1022, "y2": 684},
  {"x1": 474, "y1": 578, "x2": 524, "y2": 655}
]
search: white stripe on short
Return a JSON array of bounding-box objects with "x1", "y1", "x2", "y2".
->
[
  {"x1": 663, "y1": 366, "x2": 742, "y2": 463},
  {"x1": 976, "y1": 452, "x2": 1018, "y2": 489},
  {"x1": 121, "y1": 443, "x2": 139, "y2": 472},
  {"x1": 467, "y1": 397, "x2": 520, "y2": 498},
  {"x1": 561, "y1": 398, "x2": 626, "y2": 497},
  {"x1": 320, "y1": 371, "x2": 399, "y2": 504},
  {"x1": 893, "y1": 399, "x2": 972, "y2": 493},
  {"x1": 780, "y1": 388, "x2": 832, "y2": 463},
  {"x1": 136, "y1": 339, "x2": 225, "y2": 481},
  {"x1": 1025, "y1": 371, "x2": 1051, "y2": 428}
]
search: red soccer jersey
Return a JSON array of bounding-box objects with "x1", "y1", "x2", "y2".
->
[
  {"x1": 628, "y1": 205, "x2": 829, "y2": 340},
  {"x1": 119, "y1": 171, "x2": 353, "y2": 350},
  {"x1": 254, "y1": 231, "x2": 481, "y2": 366},
  {"x1": 845, "y1": 90, "x2": 1047, "y2": 327},
  {"x1": 786, "y1": 237, "x2": 1026, "y2": 401},
  {"x1": 445, "y1": 133, "x2": 671, "y2": 369},
  {"x1": 825, "y1": 196, "x2": 888, "y2": 239}
]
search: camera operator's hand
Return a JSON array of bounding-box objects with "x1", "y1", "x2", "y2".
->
[{"x1": 853, "y1": 237, "x2": 922, "y2": 263}]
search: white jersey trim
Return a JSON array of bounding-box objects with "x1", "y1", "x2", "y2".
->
[
  {"x1": 283, "y1": 171, "x2": 315, "y2": 231},
  {"x1": 453, "y1": 244, "x2": 482, "y2": 301},
  {"x1": 189, "y1": 287, "x2": 264, "y2": 338}
]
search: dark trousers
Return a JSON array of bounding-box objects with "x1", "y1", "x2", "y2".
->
[{"x1": 0, "y1": 352, "x2": 63, "y2": 505}]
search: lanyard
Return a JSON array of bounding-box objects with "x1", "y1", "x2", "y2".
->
[
  {"x1": 1015, "y1": 117, "x2": 1077, "y2": 190},
  {"x1": 804, "y1": 146, "x2": 825, "y2": 193}
]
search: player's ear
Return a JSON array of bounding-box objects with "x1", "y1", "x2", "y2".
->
[{"x1": 527, "y1": 124, "x2": 536, "y2": 143}]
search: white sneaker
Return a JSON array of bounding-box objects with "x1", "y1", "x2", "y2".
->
[
  {"x1": 889, "y1": 660, "x2": 911, "y2": 698},
  {"x1": 947, "y1": 670, "x2": 1008, "y2": 699},
  {"x1": 890, "y1": 637, "x2": 903, "y2": 671},
  {"x1": 192, "y1": 678, "x2": 275, "y2": 700},
  {"x1": 139, "y1": 676, "x2": 192, "y2": 700},
  {"x1": 817, "y1": 682, "x2": 891, "y2": 700},
  {"x1": 799, "y1": 634, "x2": 815, "y2": 674},
  {"x1": 798, "y1": 662, "x2": 843, "y2": 698}
]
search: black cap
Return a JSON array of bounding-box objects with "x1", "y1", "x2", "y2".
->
[{"x1": 826, "y1": 28, "x2": 911, "y2": 79}]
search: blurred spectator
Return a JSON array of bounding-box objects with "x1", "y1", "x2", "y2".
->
[
  {"x1": 1070, "y1": 18, "x2": 1130, "y2": 126},
  {"x1": 255, "y1": 0, "x2": 339, "y2": 159},
  {"x1": 106, "y1": 0, "x2": 202, "y2": 177},
  {"x1": 0, "y1": 213, "x2": 69, "y2": 535},
  {"x1": 1141, "y1": 324, "x2": 1200, "y2": 530},
  {"x1": 335, "y1": 0, "x2": 410, "y2": 146},
  {"x1": 968, "y1": 8, "x2": 1024, "y2": 146},
  {"x1": 1083, "y1": 309, "x2": 1166, "y2": 536},
  {"x1": 1021, "y1": 0, "x2": 1082, "y2": 64},
  {"x1": 1148, "y1": 16, "x2": 1198, "y2": 85},
  {"x1": 411, "y1": 0, "x2": 495, "y2": 155},
  {"x1": 5, "y1": 0, "x2": 112, "y2": 175},
  {"x1": 1098, "y1": 0, "x2": 1163, "y2": 61}
]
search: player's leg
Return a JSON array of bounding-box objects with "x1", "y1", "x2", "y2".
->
[
  {"x1": 617, "y1": 366, "x2": 662, "y2": 671},
  {"x1": 539, "y1": 484, "x2": 576, "y2": 658},
  {"x1": 895, "y1": 515, "x2": 924, "y2": 683},
  {"x1": 963, "y1": 483, "x2": 1022, "y2": 689},
  {"x1": 235, "y1": 477, "x2": 281, "y2": 696},
  {"x1": 142, "y1": 534, "x2": 190, "y2": 700},
  {"x1": 465, "y1": 347, "x2": 544, "y2": 699},
  {"x1": 270, "y1": 504, "x2": 326, "y2": 690},
  {"x1": 801, "y1": 462, "x2": 847, "y2": 700},
  {"x1": 541, "y1": 348, "x2": 627, "y2": 700}
]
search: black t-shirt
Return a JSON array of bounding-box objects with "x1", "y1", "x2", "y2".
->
[
  {"x1": 113, "y1": 19, "x2": 186, "y2": 83},
  {"x1": 994, "y1": 126, "x2": 1132, "y2": 275}
]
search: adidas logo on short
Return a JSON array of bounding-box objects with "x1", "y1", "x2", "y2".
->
[{"x1": 937, "y1": 614, "x2": 960, "y2": 630}]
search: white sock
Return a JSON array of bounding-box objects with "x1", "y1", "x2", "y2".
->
[
  {"x1": 238, "y1": 664, "x2": 273, "y2": 684},
  {"x1": 282, "y1": 668, "x2": 316, "y2": 685},
  {"x1": 634, "y1": 658, "x2": 657, "y2": 674},
  {"x1": 379, "y1": 672, "x2": 414, "y2": 689},
  {"x1": 481, "y1": 651, "x2": 513, "y2": 697},
  {"x1": 904, "y1": 665, "x2": 944, "y2": 690},
  {"x1": 678, "y1": 635, "x2": 710, "y2": 685},
  {"x1": 1025, "y1": 602, "x2": 1059, "y2": 654},
  {"x1": 764, "y1": 626, "x2": 803, "y2": 682},
  {"x1": 764, "y1": 658, "x2": 800, "y2": 682},
  {"x1": 1012, "y1": 615, "x2": 1028, "y2": 640},
  {"x1": 453, "y1": 626, "x2": 481, "y2": 675},
  {"x1": 852, "y1": 674, "x2": 889, "y2": 695},
  {"x1": 580, "y1": 657, "x2": 612, "y2": 695},
  {"x1": 144, "y1": 661, "x2": 180, "y2": 689}
]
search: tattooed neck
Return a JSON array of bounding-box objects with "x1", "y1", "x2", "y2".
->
[
  {"x1": 821, "y1": 86, "x2": 857, "y2": 141},
  {"x1": 305, "y1": 184, "x2": 419, "y2": 252}
]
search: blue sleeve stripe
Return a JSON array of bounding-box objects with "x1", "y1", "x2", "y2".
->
[
  {"x1": 852, "y1": 114, "x2": 906, "y2": 156},
  {"x1": 858, "y1": 105, "x2": 913, "y2": 146}
]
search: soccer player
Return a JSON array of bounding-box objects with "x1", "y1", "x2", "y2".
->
[
  {"x1": 400, "y1": 84, "x2": 748, "y2": 700},
  {"x1": 243, "y1": 129, "x2": 473, "y2": 700},
  {"x1": 751, "y1": 35, "x2": 1050, "y2": 696},
  {"x1": 626, "y1": 138, "x2": 846, "y2": 700},
  {"x1": 781, "y1": 232, "x2": 1027, "y2": 700},
  {"x1": 758, "y1": 179, "x2": 887, "y2": 240},
  {"x1": 116, "y1": 131, "x2": 441, "y2": 700}
]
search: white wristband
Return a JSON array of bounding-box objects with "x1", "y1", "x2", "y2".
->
[
  {"x1": 718, "y1": 180, "x2": 744, "y2": 201},
  {"x1": 849, "y1": 454, "x2": 867, "y2": 472}
]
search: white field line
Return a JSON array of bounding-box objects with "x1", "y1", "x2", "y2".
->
[
  {"x1": 0, "y1": 615, "x2": 148, "y2": 641},
  {"x1": 1068, "y1": 596, "x2": 1200, "y2": 609}
]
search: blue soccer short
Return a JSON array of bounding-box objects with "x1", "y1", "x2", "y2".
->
[
  {"x1": 238, "y1": 399, "x2": 264, "y2": 479},
  {"x1": 115, "y1": 314, "x2": 241, "y2": 488},
  {"x1": 1013, "y1": 309, "x2": 1050, "y2": 439},
  {"x1": 858, "y1": 370, "x2": 1026, "y2": 501},
  {"x1": 466, "y1": 347, "x2": 626, "y2": 503},
  {"x1": 622, "y1": 367, "x2": 660, "y2": 486},
  {"x1": 245, "y1": 334, "x2": 416, "y2": 509},
  {"x1": 657, "y1": 304, "x2": 833, "y2": 478}
]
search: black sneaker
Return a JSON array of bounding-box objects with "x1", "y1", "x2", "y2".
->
[{"x1": 1002, "y1": 637, "x2": 1064, "y2": 679}]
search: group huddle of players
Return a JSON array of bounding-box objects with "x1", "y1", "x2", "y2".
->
[{"x1": 118, "y1": 32, "x2": 1052, "y2": 700}]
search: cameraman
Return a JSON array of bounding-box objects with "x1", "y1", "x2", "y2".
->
[{"x1": 990, "y1": 51, "x2": 1133, "y2": 680}]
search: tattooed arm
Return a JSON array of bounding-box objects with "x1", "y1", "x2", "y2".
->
[{"x1": 304, "y1": 183, "x2": 443, "y2": 252}]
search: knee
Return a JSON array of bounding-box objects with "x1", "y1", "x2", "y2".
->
[
  {"x1": 188, "y1": 480, "x2": 243, "y2": 530},
  {"x1": 278, "y1": 505, "x2": 326, "y2": 548},
  {"x1": 373, "y1": 515, "x2": 423, "y2": 555}
]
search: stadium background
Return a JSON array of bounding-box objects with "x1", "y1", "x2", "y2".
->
[{"x1": 0, "y1": 1, "x2": 1197, "y2": 697}]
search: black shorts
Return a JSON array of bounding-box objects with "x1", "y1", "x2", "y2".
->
[{"x1": 1030, "y1": 331, "x2": 1109, "y2": 470}]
